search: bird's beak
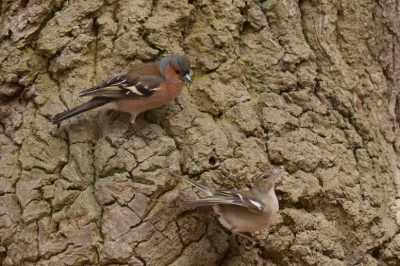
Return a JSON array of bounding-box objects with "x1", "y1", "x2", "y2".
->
[
  {"x1": 181, "y1": 73, "x2": 192, "y2": 83},
  {"x1": 271, "y1": 169, "x2": 284, "y2": 180}
]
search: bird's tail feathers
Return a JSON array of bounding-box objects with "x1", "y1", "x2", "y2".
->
[{"x1": 52, "y1": 98, "x2": 111, "y2": 124}]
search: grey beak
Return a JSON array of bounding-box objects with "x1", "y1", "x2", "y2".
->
[
  {"x1": 274, "y1": 169, "x2": 284, "y2": 175},
  {"x1": 181, "y1": 73, "x2": 192, "y2": 83},
  {"x1": 271, "y1": 169, "x2": 284, "y2": 179}
]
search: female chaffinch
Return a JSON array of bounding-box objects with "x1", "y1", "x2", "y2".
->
[
  {"x1": 171, "y1": 169, "x2": 284, "y2": 246},
  {"x1": 53, "y1": 54, "x2": 192, "y2": 141}
]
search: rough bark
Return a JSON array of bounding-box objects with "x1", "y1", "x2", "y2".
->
[{"x1": 1, "y1": 0, "x2": 400, "y2": 265}]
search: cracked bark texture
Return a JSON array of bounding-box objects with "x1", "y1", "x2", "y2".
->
[{"x1": 1, "y1": 0, "x2": 400, "y2": 265}]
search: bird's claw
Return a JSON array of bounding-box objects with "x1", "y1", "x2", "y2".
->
[
  {"x1": 235, "y1": 232, "x2": 257, "y2": 249},
  {"x1": 133, "y1": 123, "x2": 158, "y2": 145},
  {"x1": 135, "y1": 130, "x2": 158, "y2": 144},
  {"x1": 242, "y1": 239, "x2": 256, "y2": 250}
]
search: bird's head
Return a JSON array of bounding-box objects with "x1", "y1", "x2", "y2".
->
[
  {"x1": 159, "y1": 54, "x2": 192, "y2": 83},
  {"x1": 253, "y1": 168, "x2": 284, "y2": 193}
]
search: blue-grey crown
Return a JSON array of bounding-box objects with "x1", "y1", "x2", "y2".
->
[{"x1": 158, "y1": 54, "x2": 191, "y2": 77}]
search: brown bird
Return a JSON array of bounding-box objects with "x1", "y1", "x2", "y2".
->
[
  {"x1": 53, "y1": 54, "x2": 191, "y2": 142},
  {"x1": 171, "y1": 169, "x2": 284, "y2": 245}
]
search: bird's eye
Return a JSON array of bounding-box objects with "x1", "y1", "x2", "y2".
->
[
  {"x1": 175, "y1": 70, "x2": 180, "y2": 75},
  {"x1": 263, "y1": 175, "x2": 269, "y2": 179}
]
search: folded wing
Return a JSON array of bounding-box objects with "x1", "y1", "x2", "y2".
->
[
  {"x1": 183, "y1": 190, "x2": 264, "y2": 212},
  {"x1": 79, "y1": 74, "x2": 163, "y2": 99}
]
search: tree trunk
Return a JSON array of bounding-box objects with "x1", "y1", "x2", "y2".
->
[{"x1": 1, "y1": 0, "x2": 400, "y2": 265}]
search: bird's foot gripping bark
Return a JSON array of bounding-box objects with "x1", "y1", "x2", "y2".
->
[
  {"x1": 235, "y1": 232, "x2": 257, "y2": 249},
  {"x1": 133, "y1": 123, "x2": 158, "y2": 145}
]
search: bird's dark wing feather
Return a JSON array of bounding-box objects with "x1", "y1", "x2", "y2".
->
[
  {"x1": 171, "y1": 172, "x2": 264, "y2": 212},
  {"x1": 214, "y1": 189, "x2": 264, "y2": 211},
  {"x1": 183, "y1": 193, "x2": 264, "y2": 212},
  {"x1": 79, "y1": 74, "x2": 163, "y2": 99},
  {"x1": 182, "y1": 197, "x2": 243, "y2": 208}
]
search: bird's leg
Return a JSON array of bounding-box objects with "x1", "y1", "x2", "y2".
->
[
  {"x1": 131, "y1": 116, "x2": 157, "y2": 144},
  {"x1": 235, "y1": 232, "x2": 257, "y2": 249}
]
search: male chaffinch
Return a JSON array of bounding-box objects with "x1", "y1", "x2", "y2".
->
[
  {"x1": 53, "y1": 54, "x2": 192, "y2": 141},
  {"x1": 171, "y1": 169, "x2": 284, "y2": 246}
]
